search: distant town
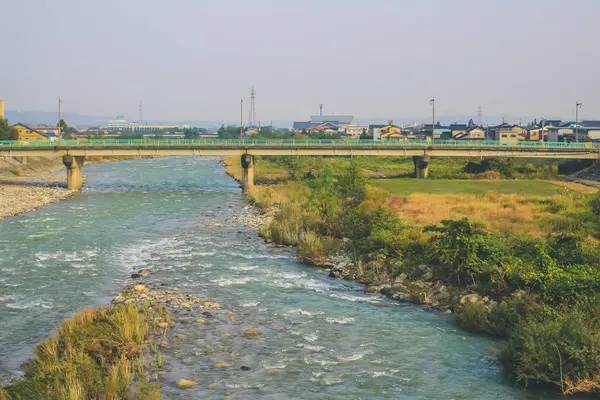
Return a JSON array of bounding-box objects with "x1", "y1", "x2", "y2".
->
[{"x1": 1, "y1": 99, "x2": 598, "y2": 144}]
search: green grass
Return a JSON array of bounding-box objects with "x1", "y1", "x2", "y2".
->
[{"x1": 372, "y1": 179, "x2": 572, "y2": 196}]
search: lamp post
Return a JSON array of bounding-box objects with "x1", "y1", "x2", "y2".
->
[
  {"x1": 429, "y1": 97, "x2": 435, "y2": 143},
  {"x1": 575, "y1": 102, "x2": 583, "y2": 142}
]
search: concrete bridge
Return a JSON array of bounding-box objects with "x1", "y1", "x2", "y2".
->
[{"x1": 0, "y1": 139, "x2": 598, "y2": 190}]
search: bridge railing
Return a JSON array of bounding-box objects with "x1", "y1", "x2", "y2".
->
[{"x1": 0, "y1": 138, "x2": 596, "y2": 150}]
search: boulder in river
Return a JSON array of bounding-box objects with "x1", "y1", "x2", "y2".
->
[
  {"x1": 176, "y1": 379, "x2": 196, "y2": 388},
  {"x1": 244, "y1": 328, "x2": 257, "y2": 335}
]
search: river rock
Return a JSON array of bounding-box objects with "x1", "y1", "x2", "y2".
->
[
  {"x1": 214, "y1": 362, "x2": 230, "y2": 368},
  {"x1": 158, "y1": 322, "x2": 169, "y2": 328},
  {"x1": 208, "y1": 383, "x2": 219, "y2": 389},
  {"x1": 460, "y1": 293, "x2": 482, "y2": 305},
  {"x1": 364, "y1": 286, "x2": 380, "y2": 294},
  {"x1": 176, "y1": 379, "x2": 196, "y2": 388},
  {"x1": 240, "y1": 366, "x2": 251, "y2": 371},
  {"x1": 394, "y1": 273, "x2": 408, "y2": 284},
  {"x1": 244, "y1": 328, "x2": 257, "y2": 335},
  {"x1": 134, "y1": 285, "x2": 148, "y2": 293}
]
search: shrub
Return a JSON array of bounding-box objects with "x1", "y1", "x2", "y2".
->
[
  {"x1": 425, "y1": 218, "x2": 507, "y2": 285},
  {"x1": 457, "y1": 292, "x2": 545, "y2": 337},
  {"x1": 499, "y1": 306, "x2": 600, "y2": 394},
  {"x1": 590, "y1": 192, "x2": 600, "y2": 216}
]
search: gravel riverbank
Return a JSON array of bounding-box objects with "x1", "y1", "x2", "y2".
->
[{"x1": 0, "y1": 161, "x2": 75, "y2": 220}]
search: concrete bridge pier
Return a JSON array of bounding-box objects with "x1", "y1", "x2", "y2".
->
[
  {"x1": 241, "y1": 153, "x2": 254, "y2": 191},
  {"x1": 413, "y1": 156, "x2": 430, "y2": 178},
  {"x1": 62, "y1": 155, "x2": 86, "y2": 190}
]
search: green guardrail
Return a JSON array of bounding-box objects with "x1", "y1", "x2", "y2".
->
[{"x1": 0, "y1": 138, "x2": 596, "y2": 150}]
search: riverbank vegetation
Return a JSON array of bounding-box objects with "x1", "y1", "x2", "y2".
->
[
  {"x1": 0, "y1": 301, "x2": 166, "y2": 400},
  {"x1": 225, "y1": 154, "x2": 600, "y2": 395}
]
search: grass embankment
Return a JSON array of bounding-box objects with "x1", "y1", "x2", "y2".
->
[
  {"x1": 0, "y1": 300, "x2": 168, "y2": 400},
  {"x1": 226, "y1": 154, "x2": 600, "y2": 395}
]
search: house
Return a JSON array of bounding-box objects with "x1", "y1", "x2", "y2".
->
[
  {"x1": 449, "y1": 124, "x2": 468, "y2": 138},
  {"x1": 582, "y1": 121, "x2": 600, "y2": 141},
  {"x1": 11, "y1": 124, "x2": 53, "y2": 141},
  {"x1": 455, "y1": 126, "x2": 485, "y2": 140},
  {"x1": 497, "y1": 124, "x2": 527, "y2": 144},
  {"x1": 379, "y1": 121, "x2": 403, "y2": 139},
  {"x1": 292, "y1": 121, "x2": 320, "y2": 132},
  {"x1": 344, "y1": 125, "x2": 368, "y2": 138},
  {"x1": 368, "y1": 124, "x2": 385, "y2": 140},
  {"x1": 32, "y1": 126, "x2": 61, "y2": 137},
  {"x1": 420, "y1": 123, "x2": 450, "y2": 139},
  {"x1": 306, "y1": 121, "x2": 340, "y2": 134}
]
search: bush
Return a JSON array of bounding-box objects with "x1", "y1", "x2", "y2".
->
[
  {"x1": 499, "y1": 306, "x2": 600, "y2": 394},
  {"x1": 425, "y1": 218, "x2": 507, "y2": 286},
  {"x1": 457, "y1": 292, "x2": 545, "y2": 337},
  {"x1": 590, "y1": 192, "x2": 600, "y2": 216}
]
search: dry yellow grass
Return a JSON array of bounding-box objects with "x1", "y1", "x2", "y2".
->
[
  {"x1": 223, "y1": 155, "x2": 290, "y2": 183},
  {"x1": 552, "y1": 180, "x2": 598, "y2": 195},
  {"x1": 387, "y1": 192, "x2": 551, "y2": 236}
]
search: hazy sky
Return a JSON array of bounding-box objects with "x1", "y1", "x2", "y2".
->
[{"x1": 1, "y1": 0, "x2": 599, "y2": 122}]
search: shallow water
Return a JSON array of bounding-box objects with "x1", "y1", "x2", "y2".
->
[{"x1": 0, "y1": 157, "x2": 552, "y2": 399}]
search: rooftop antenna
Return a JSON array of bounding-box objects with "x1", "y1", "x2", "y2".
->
[
  {"x1": 247, "y1": 86, "x2": 257, "y2": 127},
  {"x1": 319, "y1": 104, "x2": 323, "y2": 116},
  {"x1": 477, "y1": 104, "x2": 483, "y2": 126},
  {"x1": 138, "y1": 100, "x2": 143, "y2": 125}
]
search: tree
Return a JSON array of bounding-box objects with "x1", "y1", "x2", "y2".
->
[
  {"x1": 0, "y1": 118, "x2": 11, "y2": 140},
  {"x1": 183, "y1": 128, "x2": 200, "y2": 139},
  {"x1": 468, "y1": 118, "x2": 475, "y2": 128}
]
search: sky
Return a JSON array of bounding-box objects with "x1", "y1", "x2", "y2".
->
[{"x1": 1, "y1": 0, "x2": 599, "y2": 123}]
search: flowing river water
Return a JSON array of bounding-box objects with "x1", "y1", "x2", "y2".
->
[{"x1": 0, "y1": 157, "x2": 554, "y2": 399}]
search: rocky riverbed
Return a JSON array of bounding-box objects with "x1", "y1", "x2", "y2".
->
[
  {"x1": 0, "y1": 176, "x2": 75, "y2": 220},
  {"x1": 118, "y1": 269, "x2": 262, "y2": 392}
]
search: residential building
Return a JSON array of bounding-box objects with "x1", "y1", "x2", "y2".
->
[
  {"x1": 344, "y1": 125, "x2": 368, "y2": 138},
  {"x1": 368, "y1": 124, "x2": 385, "y2": 140},
  {"x1": 455, "y1": 127, "x2": 485, "y2": 140},
  {"x1": 292, "y1": 121, "x2": 321, "y2": 132},
  {"x1": 306, "y1": 122, "x2": 340, "y2": 134},
  {"x1": 32, "y1": 126, "x2": 61, "y2": 137},
  {"x1": 380, "y1": 122, "x2": 403, "y2": 139},
  {"x1": 582, "y1": 121, "x2": 600, "y2": 141},
  {"x1": 11, "y1": 123, "x2": 53, "y2": 141},
  {"x1": 449, "y1": 124, "x2": 468, "y2": 138},
  {"x1": 498, "y1": 124, "x2": 527, "y2": 143},
  {"x1": 0, "y1": 100, "x2": 4, "y2": 119}
]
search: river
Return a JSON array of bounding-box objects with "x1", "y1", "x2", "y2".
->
[{"x1": 0, "y1": 157, "x2": 550, "y2": 399}]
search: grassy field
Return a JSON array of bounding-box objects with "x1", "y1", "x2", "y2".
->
[{"x1": 372, "y1": 179, "x2": 577, "y2": 196}]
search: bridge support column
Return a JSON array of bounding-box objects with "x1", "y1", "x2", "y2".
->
[
  {"x1": 62, "y1": 155, "x2": 85, "y2": 190},
  {"x1": 241, "y1": 154, "x2": 254, "y2": 191},
  {"x1": 413, "y1": 156, "x2": 430, "y2": 178}
]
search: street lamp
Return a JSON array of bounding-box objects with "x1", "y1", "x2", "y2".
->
[
  {"x1": 575, "y1": 102, "x2": 583, "y2": 142},
  {"x1": 429, "y1": 97, "x2": 435, "y2": 143}
]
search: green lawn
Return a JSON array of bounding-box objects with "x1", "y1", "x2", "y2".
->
[{"x1": 372, "y1": 179, "x2": 571, "y2": 196}]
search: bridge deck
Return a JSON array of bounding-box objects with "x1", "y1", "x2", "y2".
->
[{"x1": 1, "y1": 139, "x2": 598, "y2": 159}]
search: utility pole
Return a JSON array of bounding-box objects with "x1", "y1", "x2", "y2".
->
[
  {"x1": 575, "y1": 103, "x2": 580, "y2": 142},
  {"x1": 429, "y1": 97, "x2": 435, "y2": 143},
  {"x1": 58, "y1": 97, "x2": 63, "y2": 140},
  {"x1": 240, "y1": 98, "x2": 244, "y2": 140}
]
